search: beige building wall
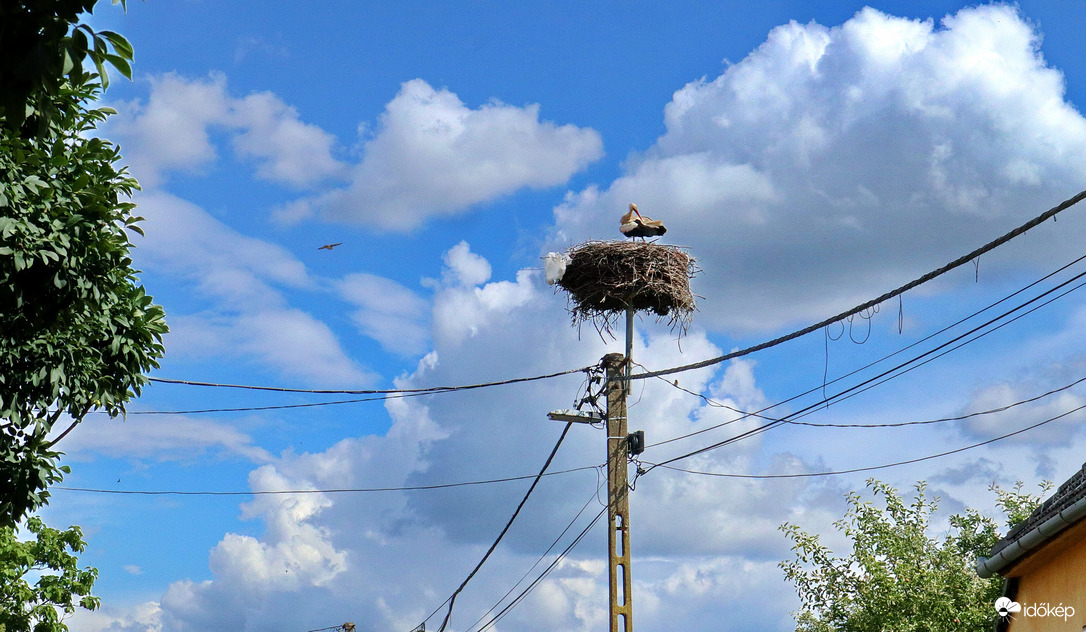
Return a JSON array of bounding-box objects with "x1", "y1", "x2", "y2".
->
[{"x1": 1005, "y1": 519, "x2": 1086, "y2": 631}]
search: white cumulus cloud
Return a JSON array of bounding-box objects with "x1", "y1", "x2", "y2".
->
[
  {"x1": 107, "y1": 72, "x2": 347, "y2": 189},
  {"x1": 295, "y1": 79, "x2": 604, "y2": 231},
  {"x1": 553, "y1": 4, "x2": 1086, "y2": 334}
]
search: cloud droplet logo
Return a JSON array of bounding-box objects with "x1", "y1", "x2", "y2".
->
[{"x1": 995, "y1": 597, "x2": 1022, "y2": 619}]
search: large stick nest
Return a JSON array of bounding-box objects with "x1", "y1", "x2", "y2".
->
[{"x1": 555, "y1": 240, "x2": 698, "y2": 338}]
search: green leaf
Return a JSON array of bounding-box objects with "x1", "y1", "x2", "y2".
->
[
  {"x1": 99, "y1": 31, "x2": 135, "y2": 61},
  {"x1": 103, "y1": 54, "x2": 132, "y2": 81},
  {"x1": 62, "y1": 49, "x2": 75, "y2": 76}
]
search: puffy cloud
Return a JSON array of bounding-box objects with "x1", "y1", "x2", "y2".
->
[
  {"x1": 442, "y1": 240, "x2": 493, "y2": 287},
  {"x1": 215, "y1": 467, "x2": 347, "y2": 592},
  {"x1": 553, "y1": 4, "x2": 1086, "y2": 334},
  {"x1": 64, "y1": 601, "x2": 164, "y2": 632},
  {"x1": 636, "y1": 557, "x2": 798, "y2": 631},
  {"x1": 134, "y1": 191, "x2": 310, "y2": 299},
  {"x1": 158, "y1": 467, "x2": 347, "y2": 631},
  {"x1": 107, "y1": 73, "x2": 231, "y2": 184},
  {"x1": 230, "y1": 91, "x2": 348, "y2": 188},
  {"x1": 294, "y1": 79, "x2": 604, "y2": 231},
  {"x1": 431, "y1": 241, "x2": 535, "y2": 347},
  {"x1": 107, "y1": 73, "x2": 347, "y2": 188},
  {"x1": 107, "y1": 74, "x2": 599, "y2": 228}
]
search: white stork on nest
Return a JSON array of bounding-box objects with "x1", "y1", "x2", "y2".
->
[{"x1": 620, "y1": 203, "x2": 667, "y2": 241}]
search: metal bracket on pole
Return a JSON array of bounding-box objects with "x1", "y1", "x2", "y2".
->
[{"x1": 547, "y1": 409, "x2": 604, "y2": 424}]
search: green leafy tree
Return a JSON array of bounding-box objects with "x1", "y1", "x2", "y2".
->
[
  {"x1": 0, "y1": 0, "x2": 166, "y2": 526},
  {"x1": 779, "y1": 478, "x2": 1049, "y2": 632},
  {"x1": 1, "y1": 0, "x2": 134, "y2": 137},
  {"x1": 0, "y1": 516, "x2": 99, "y2": 632}
]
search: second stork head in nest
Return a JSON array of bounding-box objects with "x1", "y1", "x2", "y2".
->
[{"x1": 620, "y1": 203, "x2": 667, "y2": 241}]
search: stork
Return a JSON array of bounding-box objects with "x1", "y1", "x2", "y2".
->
[{"x1": 619, "y1": 203, "x2": 666, "y2": 241}]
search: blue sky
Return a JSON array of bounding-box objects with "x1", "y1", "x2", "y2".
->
[{"x1": 35, "y1": 1, "x2": 1086, "y2": 630}]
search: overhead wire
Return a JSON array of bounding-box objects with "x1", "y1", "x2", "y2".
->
[
  {"x1": 466, "y1": 482, "x2": 606, "y2": 632},
  {"x1": 469, "y1": 444, "x2": 635, "y2": 631},
  {"x1": 71, "y1": 190, "x2": 1086, "y2": 632},
  {"x1": 643, "y1": 261, "x2": 1086, "y2": 469},
  {"x1": 148, "y1": 364, "x2": 594, "y2": 395},
  {"x1": 644, "y1": 250, "x2": 1086, "y2": 450},
  {"x1": 52, "y1": 464, "x2": 603, "y2": 499},
  {"x1": 778, "y1": 265, "x2": 1086, "y2": 427},
  {"x1": 130, "y1": 243, "x2": 1070, "y2": 427},
  {"x1": 460, "y1": 353, "x2": 1086, "y2": 629},
  {"x1": 130, "y1": 190, "x2": 1086, "y2": 410},
  {"x1": 625, "y1": 187, "x2": 1086, "y2": 382},
  {"x1": 664, "y1": 373, "x2": 1086, "y2": 430},
  {"x1": 428, "y1": 421, "x2": 575, "y2": 632},
  {"x1": 647, "y1": 400, "x2": 1086, "y2": 480},
  {"x1": 429, "y1": 379, "x2": 1086, "y2": 632},
  {"x1": 99, "y1": 391, "x2": 429, "y2": 415},
  {"x1": 473, "y1": 505, "x2": 608, "y2": 632}
]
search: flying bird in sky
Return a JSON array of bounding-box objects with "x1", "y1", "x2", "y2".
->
[
  {"x1": 620, "y1": 203, "x2": 666, "y2": 241},
  {"x1": 318, "y1": 242, "x2": 343, "y2": 251}
]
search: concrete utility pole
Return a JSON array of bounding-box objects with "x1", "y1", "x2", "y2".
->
[{"x1": 604, "y1": 351, "x2": 633, "y2": 632}]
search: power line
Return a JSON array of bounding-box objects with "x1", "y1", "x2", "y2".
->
[
  {"x1": 428, "y1": 421, "x2": 575, "y2": 632},
  {"x1": 53, "y1": 464, "x2": 600, "y2": 497},
  {"x1": 778, "y1": 268, "x2": 1086, "y2": 427},
  {"x1": 647, "y1": 256, "x2": 1086, "y2": 455},
  {"x1": 636, "y1": 265, "x2": 1086, "y2": 471},
  {"x1": 103, "y1": 391, "x2": 430, "y2": 415},
  {"x1": 458, "y1": 371, "x2": 1086, "y2": 630},
  {"x1": 647, "y1": 400, "x2": 1086, "y2": 480},
  {"x1": 643, "y1": 265, "x2": 1086, "y2": 470},
  {"x1": 668, "y1": 373, "x2": 1086, "y2": 430},
  {"x1": 473, "y1": 505, "x2": 608, "y2": 632},
  {"x1": 626, "y1": 187, "x2": 1086, "y2": 382},
  {"x1": 787, "y1": 372, "x2": 1086, "y2": 428},
  {"x1": 468, "y1": 446, "x2": 635, "y2": 632},
  {"x1": 138, "y1": 191, "x2": 1086, "y2": 407},
  {"x1": 130, "y1": 249, "x2": 1084, "y2": 419},
  {"x1": 149, "y1": 364, "x2": 594, "y2": 395},
  {"x1": 466, "y1": 483, "x2": 605, "y2": 632}
]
